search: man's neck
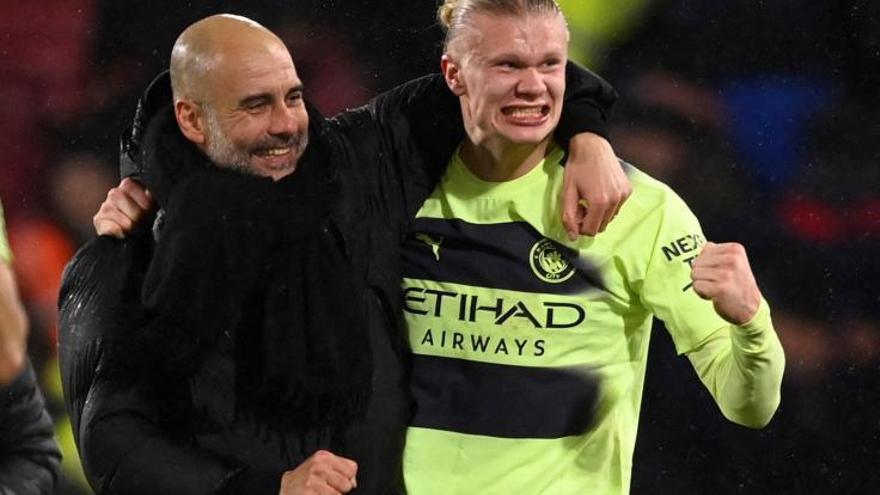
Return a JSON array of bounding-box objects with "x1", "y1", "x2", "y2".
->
[{"x1": 459, "y1": 138, "x2": 552, "y2": 182}]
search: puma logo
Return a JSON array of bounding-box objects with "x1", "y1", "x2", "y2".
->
[{"x1": 416, "y1": 233, "x2": 443, "y2": 261}]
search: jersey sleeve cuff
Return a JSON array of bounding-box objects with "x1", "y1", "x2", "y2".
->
[
  {"x1": 731, "y1": 298, "x2": 775, "y2": 353},
  {"x1": 739, "y1": 298, "x2": 772, "y2": 333}
]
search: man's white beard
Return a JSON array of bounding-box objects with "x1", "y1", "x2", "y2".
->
[{"x1": 203, "y1": 108, "x2": 255, "y2": 175}]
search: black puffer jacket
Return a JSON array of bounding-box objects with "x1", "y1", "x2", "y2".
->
[
  {"x1": 0, "y1": 360, "x2": 61, "y2": 495},
  {"x1": 58, "y1": 65, "x2": 616, "y2": 495}
]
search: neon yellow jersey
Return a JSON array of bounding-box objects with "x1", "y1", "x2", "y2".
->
[
  {"x1": 0, "y1": 200, "x2": 11, "y2": 263},
  {"x1": 400, "y1": 146, "x2": 729, "y2": 494}
]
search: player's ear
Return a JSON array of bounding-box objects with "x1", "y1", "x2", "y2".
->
[
  {"x1": 175, "y1": 99, "x2": 207, "y2": 145},
  {"x1": 441, "y1": 54, "x2": 466, "y2": 96}
]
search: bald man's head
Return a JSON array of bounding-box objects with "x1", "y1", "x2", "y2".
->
[
  {"x1": 170, "y1": 14, "x2": 288, "y2": 103},
  {"x1": 169, "y1": 14, "x2": 309, "y2": 181}
]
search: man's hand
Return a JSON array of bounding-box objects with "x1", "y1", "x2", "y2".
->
[
  {"x1": 93, "y1": 178, "x2": 155, "y2": 239},
  {"x1": 691, "y1": 242, "x2": 763, "y2": 325},
  {"x1": 278, "y1": 450, "x2": 358, "y2": 495},
  {"x1": 561, "y1": 133, "x2": 631, "y2": 239}
]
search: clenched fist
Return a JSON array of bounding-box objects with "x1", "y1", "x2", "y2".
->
[
  {"x1": 279, "y1": 450, "x2": 358, "y2": 495},
  {"x1": 690, "y1": 242, "x2": 762, "y2": 325}
]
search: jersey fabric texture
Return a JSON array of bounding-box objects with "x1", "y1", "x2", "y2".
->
[{"x1": 401, "y1": 145, "x2": 742, "y2": 494}]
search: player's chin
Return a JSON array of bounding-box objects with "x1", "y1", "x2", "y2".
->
[
  {"x1": 499, "y1": 123, "x2": 556, "y2": 145},
  {"x1": 505, "y1": 131, "x2": 554, "y2": 146}
]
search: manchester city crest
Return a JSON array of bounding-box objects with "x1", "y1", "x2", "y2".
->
[{"x1": 529, "y1": 238, "x2": 575, "y2": 283}]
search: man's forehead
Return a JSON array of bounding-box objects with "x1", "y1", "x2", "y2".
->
[
  {"x1": 209, "y1": 47, "x2": 301, "y2": 99},
  {"x1": 467, "y1": 13, "x2": 568, "y2": 58}
]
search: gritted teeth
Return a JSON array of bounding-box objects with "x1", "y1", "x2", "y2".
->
[{"x1": 503, "y1": 105, "x2": 550, "y2": 118}]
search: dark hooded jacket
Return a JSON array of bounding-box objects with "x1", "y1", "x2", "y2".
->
[
  {"x1": 58, "y1": 65, "x2": 616, "y2": 495},
  {"x1": 0, "y1": 360, "x2": 61, "y2": 495}
]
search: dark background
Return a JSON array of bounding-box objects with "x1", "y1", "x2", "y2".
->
[{"x1": 0, "y1": 1, "x2": 877, "y2": 493}]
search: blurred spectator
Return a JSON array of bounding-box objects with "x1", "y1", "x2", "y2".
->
[
  {"x1": 4, "y1": 153, "x2": 113, "y2": 361},
  {"x1": 6, "y1": 152, "x2": 114, "y2": 495},
  {"x1": 0, "y1": 200, "x2": 62, "y2": 493}
]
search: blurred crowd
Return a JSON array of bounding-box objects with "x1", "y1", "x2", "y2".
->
[{"x1": 0, "y1": 1, "x2": 877, "y2": 493}]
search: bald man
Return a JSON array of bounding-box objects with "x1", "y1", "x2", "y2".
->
[
  {"x1": 59, "y1": 14, "x2": 623, "y2": 495},
  {"x1": 167, "y1": 15, "x2": 308, "y2": 181}
]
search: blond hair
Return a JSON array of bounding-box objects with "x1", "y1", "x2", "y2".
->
[{"x1": 437, "y1": 0, "x2": 565, "y2": 54}]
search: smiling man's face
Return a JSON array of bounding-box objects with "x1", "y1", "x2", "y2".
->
[{"x1": 200, "y1": 41, "x2": 309, "y2": 180}]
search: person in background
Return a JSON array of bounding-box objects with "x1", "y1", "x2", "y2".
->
[{"x1": 0, "y1": 199, "x2": 61, "y2": 494}]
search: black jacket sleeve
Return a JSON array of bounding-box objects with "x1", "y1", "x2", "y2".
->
[
  {"x1": 0, "y1": 360, "x2": 61, "y2": 495},
  {"x1": 59, "y1": 234, "x2": 152, "y2": 448},
  {"x1": 58, "y1": 235, "x2": 280, "y2": 495},
  {"x1": 556, "y1": 61, "x2": 618, "y2": 142},
  {"x1": 79, "y1": 375, "x2": 279, "y2": 494}
]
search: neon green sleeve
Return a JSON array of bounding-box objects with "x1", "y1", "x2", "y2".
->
[
  {"x1": 632, "y1": 177, "x2": 784, "y2": 428},
  {"x1": 685, "y1": 298, "x2": 785, "y2": 428},
  {"x1": 638, "y1": 183, "x2": 730, "y2": 354}
]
